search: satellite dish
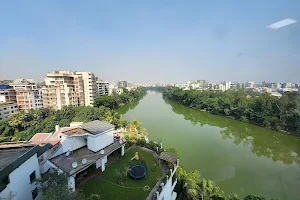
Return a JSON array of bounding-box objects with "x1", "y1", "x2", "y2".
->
[
  {"x1": 100, "y1": 150, "x2": 104, "y2": 154},
  {"x1": 72, "y1": 162, "x2": 78, "y2": 168},
  {"x1": 82, "y1": 158, "x2": 87, "y2": 164},
  {"x1": 66, "y1": 151, "x2": 71, "y2": 157}
]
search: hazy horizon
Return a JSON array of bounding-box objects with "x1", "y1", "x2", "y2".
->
[{"x1": 0, "y1": 1, "x2": 299, "y2": 84}]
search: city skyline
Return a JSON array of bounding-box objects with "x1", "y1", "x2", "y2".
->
[{"x1": 0, "y1": 1, "x2": 299, "y2": 83}]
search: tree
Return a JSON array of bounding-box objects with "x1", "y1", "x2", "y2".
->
[
  {"x1": 163, "y1": 86, "x2": 300, "y2": 134},
  {"x1": 38, "y1": 172, "x2": 81, "y2": 200}
]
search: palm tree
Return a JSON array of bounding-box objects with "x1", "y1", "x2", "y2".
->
[
  {"x1": 131, "y1": 120, "x2": 142, "y2": 132},
  {"x1": 119, "y1": 120, "x2": 129, "y2": 132}
]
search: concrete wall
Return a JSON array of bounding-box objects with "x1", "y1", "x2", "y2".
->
[
  {"x1": 61, "y1": 135, "x2": 87, "y2": 153},
  {"x1": 0, "y1": 154, "x2": 42, "y2": 200},
  {"x1": 87, "y1": 130, "x2": 114, "y2": 152}
]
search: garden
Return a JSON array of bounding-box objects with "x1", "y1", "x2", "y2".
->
[{"x1": 81, "y1": 147, "x2": 162, "y2": 200}]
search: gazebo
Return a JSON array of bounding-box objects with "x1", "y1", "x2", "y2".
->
[{"x1": 159, "y1": 152, "x2": 178, "y2": 164}]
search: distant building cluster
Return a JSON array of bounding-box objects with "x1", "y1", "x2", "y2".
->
[
  {"x1": 172, "y1": 80, "x2": 299, "y2": 96},
  {"x1": 0, "y1": 71, "x2": 135, "y2": 120}
]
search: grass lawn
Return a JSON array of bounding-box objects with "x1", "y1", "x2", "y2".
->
[{"x1": 82, "y1": 147, "x2": 162, "y2": 200}]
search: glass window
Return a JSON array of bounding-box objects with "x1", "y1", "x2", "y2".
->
[
  {"x1": 32, "y1": 187, "x2": 38, "y2": 199},
  {"x1": 30, "y1": 171, "x2": 36, "y2": 183}
]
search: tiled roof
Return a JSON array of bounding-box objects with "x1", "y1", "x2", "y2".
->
[
  {"x1": 80, "y1": 120, "x2": 115, "y2": 135},
  {"x1": 29, "y1": 133, "x2": 52, "y2": 144}
]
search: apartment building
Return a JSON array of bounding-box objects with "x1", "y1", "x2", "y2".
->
[
  {"x1": 42, "y1": 71, "x2": 85, "y2": 109},
  {"x1": 0, "y1": 90, "x2": 17, "y2": 103},
  {"x1": 16, "y1": 90, "x2": 43, "y2": 112},
  {"x1": 117, "y1": 80, "x2": 132, "y2": 88},
  {"x1": 0, "y1": 102, "x2": 18, "y2": 120},
  {"x1": 96, "y1": 81, "x2": 109, "y2": 96},
  {"x1": 76, "y1": 72, "x2": 97, "y2": 106},
  {"x1": 10, "y1": 79, "x2": 37, "y2": 91}
]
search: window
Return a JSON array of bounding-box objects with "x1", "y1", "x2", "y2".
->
[
  {"x1": 30, "y1": 171, "x2": 36, "y2": 183},
  {"x1": 32, "y1": 187, "x2": 38, "y2": 199}
]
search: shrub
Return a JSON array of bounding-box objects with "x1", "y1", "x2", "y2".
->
[{"x1": 240, "y1": 116, "x2": 249, "y2": 123}]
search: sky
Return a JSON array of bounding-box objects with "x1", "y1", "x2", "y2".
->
[{"x1": 0, "y1": 0, "x2": 299, "y2": 84}]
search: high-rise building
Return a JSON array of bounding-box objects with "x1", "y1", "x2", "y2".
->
[
  {"x1": 10, "y1": 79, "x2": 37, "y2": 90},
  {"x1": 16, "y1": 90, "x2": 43, "y2": 112},
  {"x1": 222, "y1": 81, "x2": 231, "y2": 91},
  {"x1": 97, "y1": 81, "x2": 110, "y2": 96},
  {"x1": 282, "y1": 82, "x2": 292, "y2": 88},
  {"x1": 0, "y1": 90, "x2": 17, "y2": 103},
  {"x1": 42, "y1": 70, "x2": 85, "y2": 109},
  {"x1": 8, "y1": 79, "x2": 43, "y2": 112},
  {"x1": 246, "y1": 81, "x2": 254, "y2": 88},
  {"x1": 76, "y1": 72, "x2": 97, "y2": 106},
  {"x1": 118, "y1": 81, "x2": 131, "y2": 88},
  {"x1": 0, "y1": 102, "x2": 18, "y2": 120}
]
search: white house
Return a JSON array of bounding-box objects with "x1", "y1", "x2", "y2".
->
[
  {"x1": 156, "y1": 153, "x2": 179, "y2": 200},
  {"x1": 47, "y1": 120, "x2": 127, "y2": 192},
  {"x1": 0, "y1": 143, "x2": 52, "y2": 200}
]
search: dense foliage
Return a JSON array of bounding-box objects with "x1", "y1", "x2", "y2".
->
[
  {"x1": 39, "y1": 172, "x2": 82, "y2": 200},
  {"x1": 174, "y1": 166, "x2": 277, "y2": 200},
  {"x1": 0, "y1": 106, "x2": 125, "y2": 141},
  {"x1": 163, "y1": 87, "x2": 300, "y2": 134},
  {"x1": 93, "y1": 87, "x2": 146, "y2": 109},
  {"x1": 0, "y1": 88, "x2": 146, "y2": 142}
]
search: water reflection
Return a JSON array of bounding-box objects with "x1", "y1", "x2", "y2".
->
[
  {"x1": 117, "y1": 98, "x2": 141, "y2": 115},
  {"x1": 163, "y1": 97, "x2": 300, "y2": 165}
]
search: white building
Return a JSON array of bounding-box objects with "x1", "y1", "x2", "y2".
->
[
  {"x1": 0, "y1": 90, "x2": 17, "y2": 103},
  {"x1": 156, "y1": 153, "x2": 179, "y2": 200},
  {"x1": 42, "y1": 71, "x2": 85, "y2": 109},
  {"x1": 47, "y1": 120, "x2": 126, "y2": 192},
  {"x1": 10, "y1": 79, "x2": 37, "y2": 91},
  {"x1": 0, "y1": 143, "x2": 52, "y2": 200},
  {"x1": 96, "y1": 81, "x2": 110, "y2": 96},
  {"x1": 222, "y1": 81, "x2": 231, "y2": 91},
  {"x1": 76, "y1": 72, "x2": 97, "y2": 106},
  {"x1": 0, "y1": 103, "x2": 18, "y2": 120},
  {"x1": 16, "y1": 90, "x2": 43, "y2": 112}
]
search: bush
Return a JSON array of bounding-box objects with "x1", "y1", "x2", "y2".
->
[
  {"x1": 136, "y1": 138, "x2": 147, "y2": 147},
  {"x1": 240, "y1": 116, "x2": 249, "y2": 123},
  {"x1": 146, "y1": 140, "x2": 158, "y2": 151}
]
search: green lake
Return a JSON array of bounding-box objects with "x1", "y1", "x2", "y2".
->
[{"x1": 118, "y1": 91, "x2": 300, "y2": 200}]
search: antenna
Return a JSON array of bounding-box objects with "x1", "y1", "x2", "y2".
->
[
  {"x1": 72, "y1": 162, "x2": 78, "y2": 168},
  {"x1": 82, "y1": 158, "x2": 87, "y2": 164}
]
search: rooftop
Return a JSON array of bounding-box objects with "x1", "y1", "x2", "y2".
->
[
  {"x1": 80, "y1": 120, "x2": 115, "y2": 135},
  {"x1": 159, "y1": 152, "x2": 178, "y2": 164},
  {"x1": 50, "y1": 139, "x2": 125, "y2": 175},
  {"x1": 0, "y1": 144, "x2": 52, "y2": 180},
  {"x1": 60, "y1": 128, "x2": 89, "y2": 136},
  {"x1": 29, "y1": 133, "x2": 52, "y2": 144},
  {"x1": 0, "y1": 147, "x2": 33, "y2": 171}
]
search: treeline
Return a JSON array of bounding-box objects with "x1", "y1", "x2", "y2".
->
[
  {"x1": 163, "y1": 87, "x2": 300, "y2": 134},
  {"x1": 0, "y1": 106, "x2": 127, "y2": 142},
  {"x1": 145, "y1": 86, "x2": 165, "y2": 92},
  {"x1": 93, "y1": 87, "x2": 146, "y2": 109}
]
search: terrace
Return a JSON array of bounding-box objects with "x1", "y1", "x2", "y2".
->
[{"x1": 81, "y1": 147, "x2": 162, "y2": 200}]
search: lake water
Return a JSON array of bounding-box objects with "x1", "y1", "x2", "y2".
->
[{"x1": 118, "y1": 91, "x2": 300, "y2": 200}]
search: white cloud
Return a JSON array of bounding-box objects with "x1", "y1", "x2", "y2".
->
[{"x1": 267, "y1": 18, "x2": 297, "y2": 29}]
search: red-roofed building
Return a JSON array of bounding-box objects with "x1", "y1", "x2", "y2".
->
[{"x1": 29, "y1": 133, "x2": 52, "y2": 144}]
